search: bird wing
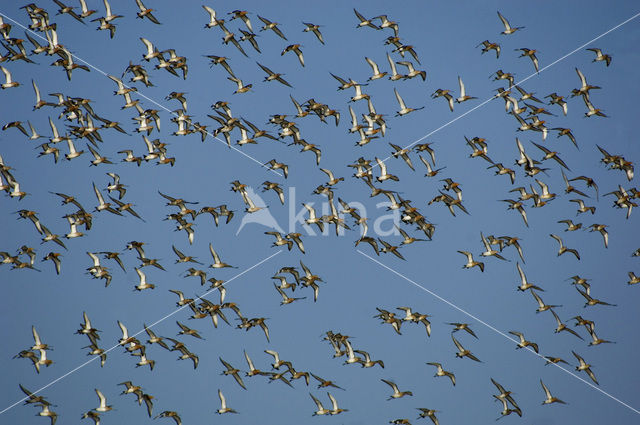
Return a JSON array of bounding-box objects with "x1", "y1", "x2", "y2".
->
[
  {"x1": 327, "y1": 392, "x2": 339, "y2": 410},
  {"x1": 118, "y1": 320, "x2": 129, "y2": 340},
  {"x1": 87, "y1": 251, "x2": 101, "y2": 268},
  {"x1": 95, "y1": 389, "x2": 107, "y2": 407},
  {"x1": 244, "y1": 350, "x2": 255, "y2": 370},
  {"x1": 209, "y1": 243, "x2": 221, "y2": 263},
  {"x1": 497, "y1": 11, "x2": 510, "y2": 30},
  {"x1": 310, "y1": 392, "x2": 324, "y2": 410},
  {"x1": 218, "y1": 389, "x2": 226, "y2": 408},
  {"x1": 32, "y1": 326, "x2": 42, "y2": 346},
  {"x1": 394, "y1": 89, "x2": 406, "y2": 110},
  {"x1": 575, "y1": 67, "x2": 587, "y2": 87},
  {"x1": 451, "y1": 334, "x2": 465, "y2": 351},
  {"x1": 540, "y1": 380, "x2": 552, "y2": 398},
  {"x1": 365, "y1": 57, "x2": 379, "y2": 74},
  {"x1": 92, "y1": 183, "x2": 105, "y2": 205}
]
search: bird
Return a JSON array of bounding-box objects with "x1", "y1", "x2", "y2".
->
[
  {"x1": 516, "y1": 48, "x2": 539, "y2": 73},
  {"x1": 355, "y1": 349, "x2": 384, "y2": 368},
  {"x1": 310, "y1": 393, "x2": 330, "y2": 416},
  {"x1": 243, "y1": 351, "x2": 269, "y2": 377},
  {"x1": 480, "y1": 232, "x2": 508, "y2": 261},
  {"x1": 508, "y1": 330, "x2": 539, "y2": 353},
  {"x1": 540, "y1": 380, "x2": 567, "y2": 405},
  {"x1": 432, "y1": 89, "x2": 454, "y2": 112},
  {"x1": 395, "y1": 60, "x2": 426, "y2": 81},
  {"x1": 1, "y1": 66, "x2": 19, "y2": 89},
  {"x1": 447, "y1": 322, "x2": 477, "y2": 338},
  {"x1": 490, "y1": 378, "x2": 521, "y2": 413},
  {"x1": 109, "y1": 196, "x2": 144, "y2": 221},
  {"x1": 172, "y1": 245, "x2": 202, "y2": 264},
  {"x1": 532, "y1": 142, "x2": 570, "y2": 170},
  {"x1": 144, "y1": 324, "x2": 169, "y2": 350},
  {"x1": 544, "y1": 356, "x2": 570, "y2": 366},
  {"x1": 587, "y1": 326, "x2": 614, "y2": 347},
  {"x1": 302, "y1": 22, "x2": 324, "y2": 44},
  {"x1": 310, "y1": 373, "x2": 344, "y2": 390},
  {"x1": 264, "y1": 159, "x2": 288, "y2": 178},
  {"x1": 37, "y1": 403, "x2": 58, "y2": 425},
  {"x1": 451, "y1": 334, "x2": 481, "y2": 362},
  {"x1": 302, "y1": 203, "x2": 324, "y2": 233},
  {"x1": 155, "y1": 411, "x2": 182, "y2": 425},
  {"x1": 457, "y1": 251, "x2": 484, "y2": 272},
  {"x1": 41, "y1": 226, "x2": 67, "y2": 250},
  {"x1": 19, "y1": 384, "x2": 53, "y2": 406},
  {"x1": 287, "y1": 233, "x2": 305, "y2": 254},
  {"x1": 417, "y1": 408, "x2": 440, "y2": 425},
  {"x1": 497, "y1": 11, "x2": 524, "y2": 35},
  {"x1": 569, "y1": 199, "x2": 596, "y2": 215},
  {"x1": 488, "y1": 163, "x2": 515, "y2": 183},
  {"x1": 477, "y1": 40, "x2": 501, "y2": 58},
  {"x1": 92, "y1": 183, "x2": 121, "y2": 216},
  {"x1": 239, "y1": 29, "x2": 261, "y2": 53},
  {"x1": 501, "y1": 236, "x2": 525, "y2": 263},
  {"x1": 421, "y1": 155, "x2": 446, "y2": 177},
  {"x1": 42, "y1": 252, "x2": 62, "y2": 274},
  {"x1": 206, "y1": 55, "x2": 235, "y2": 77},
  {"x1": 589, "y1": 224, "x2": 609, "y2": 248},
  {"x1": 141, "y1": 393, "x2": 155, "y2": 416},
  {"x1": 573, "y1": 67, "x2": 601, "y2": 98},
  {"x1": 93, "y1": 389, "x2": 112, "y2": 413},
  {"x1": 396, "y1": 226, "x2": 426, "y2": 245},
  {"x1": 572, "y1": 351, "x2": 599, "y2": 384},
  {"x1": 531, "y1": 290, "x2": 560, "y2": 313},
  {"x1": 135, "y1": 0, "x2": 161, "y2": 24},
  {"x1": 216, "y1": 389, "x2": 237, "y2": 414},
  {"x1": 381, "y1": 379, "x2": 413, "y2": 399},
  {"x1": 64, "y1": 138, "x2": 84, "y2": 161},
  {"x1": 133, "y1": 267, "x2": 155, "y2": 291},
  {"x1": 576, "y1": 288, "x2": 617, "y2": 308},
  {"x1": 176, "y1": 321, "x2": 203, "y2": 339},
  {"x1": 326, "y1": 392, "x2": 347, "y2": 415},
  {"x1": 550, "y1": 309, "x2": 583, "y2": 339},
  {"x1": 394, "y1": 89, "x2": 424, "y2": 116},
  {"x1": 274, "y1": 283, "x2": 306, "y2": 305},
  {"x1": 354, "y1": 8, "x2": 379, "y2": 29},
  {"x1": 219, "y1": 357, "x2": 247, "y2": 390},
  {"x1": 426, "y1": 362, "x2": 456, "y2": 386},
  {"x1": 375, "y1": 157, "x2": 399, "y2": 182},
  {"x1": 228, "y1": 76, "x2": 252, "y2": 94},
  {"x1": 550, "y1": 234, "x2": 580, "y2": 260},
  {"x1": 258, "y1": 15, "x2": 287, "y2": 40},
  {"x1": 282, "y1": 44, "x2": 304, "y2": 67},
  {"x1": 583, "y1": 96, "x2": 607, "y2": 118},
  {"x1": 365, "y1": 57, "x2": 387, "y2": 80},
  {"x1": 456, "y1": 76, "x2": 476, "y2": 103},
  {"x1": 208, "y1": 243, "x2": 234, "y2": 269},
  {"x1": 586, "y1": 48, "x2": 612, "y2": 66},
  {"x1": 379, "y1": 239, "x2": 405, "y2": 260},
  {"x1": 569, "y1": 175, "x2": 599, "y2": 199},
  {"x1": 257, "y1": 62, "x2": 292, "y2": 87}
]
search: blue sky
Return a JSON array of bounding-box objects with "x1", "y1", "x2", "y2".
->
[{"x1": 1, "y1": 1, "x2": 640, "y2": 424}]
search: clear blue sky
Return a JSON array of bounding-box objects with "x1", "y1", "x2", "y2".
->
[{"x1": 1, "y1": 1, "x2": 639, "y2": 424}]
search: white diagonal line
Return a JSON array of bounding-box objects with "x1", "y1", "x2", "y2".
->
[
  {"x1": 0, "y1": 250, "x2": 282, "y2": 415},
  {"x1": 357, "y1": 250, "x2": 640, "y2": 415},
  {"x1": 373, "y1": 11, "x2": 640, "y2": 169},
  {"x1": 0, "y1": 11, "x2": 283, "y2": 177}
]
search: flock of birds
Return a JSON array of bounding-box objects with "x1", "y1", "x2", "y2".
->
[{"x1": 1, "y1": 1, "x2": 639, "y2": 424}]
